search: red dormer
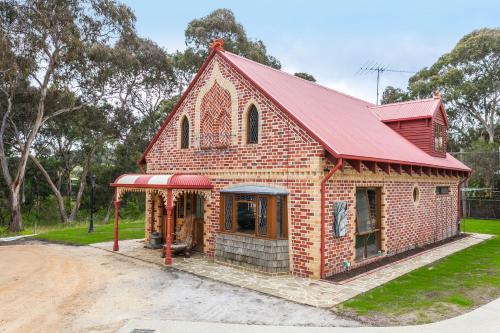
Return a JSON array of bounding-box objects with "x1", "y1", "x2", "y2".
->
[{"x1": 371, "y1": 92, "x2": 448, "y2": 158}]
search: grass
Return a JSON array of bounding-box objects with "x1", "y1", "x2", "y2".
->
[
  {"x1": 337, "y1": 218, "x2": 500, "y2": 325},
  {"x1": 32, "y1": 219, "x2": 145, "y2": 245}
]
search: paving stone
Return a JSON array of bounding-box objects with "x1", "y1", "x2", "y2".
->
[{"x1": 91, "y1": 233, "x2": 491, "y2": 309}]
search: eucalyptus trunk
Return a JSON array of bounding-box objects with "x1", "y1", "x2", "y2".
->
[{"x1": 9, "y1": 186, "x2": 22, "y2": 232}]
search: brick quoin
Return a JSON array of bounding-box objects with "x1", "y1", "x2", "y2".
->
[{"x1": 143, "y1": 52, "x2": 468, "y2": 279}]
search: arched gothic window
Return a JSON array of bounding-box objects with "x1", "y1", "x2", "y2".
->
[
  {"x1": 181, "y1": 116, "x2": 190, "y2": 149},
  {"x1": 247, "y1": 105, "x2": 259, "y2": 144}
]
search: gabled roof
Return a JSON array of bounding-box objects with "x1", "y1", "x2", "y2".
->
[
  {"x1": 220, "y1": 51, "x2": 468, "y2": 171},
  {"x1": 140, "y1": 49, "x2": 469, "y2": 172},
  {"x1": 370, "y1": 98, "x2": 448, "y2": 125}
]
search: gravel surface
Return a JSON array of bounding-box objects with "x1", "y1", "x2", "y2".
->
[{"x1": 0, "y1": 241, "x2": 357, "y2": 332}]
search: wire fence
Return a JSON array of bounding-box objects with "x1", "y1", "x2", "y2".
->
[{"x1": 451, "y1": 148, "x2": 500, "y2": 220}]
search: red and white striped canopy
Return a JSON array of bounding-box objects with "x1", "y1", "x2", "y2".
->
[{"x1": 111, "y1": 174, "x2": 212, "y2": 189}]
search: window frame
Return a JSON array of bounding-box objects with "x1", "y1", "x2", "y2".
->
[
  {"x1": 436, "y1": 186, "x2": 450, "y2": 195},
  {"x1": 354, "y1": 187, "x2": 382, "y2": 261},
  {"x1": 220, "y1": 193, "x2": 288, "y2": 239},
  {"x1": 247, "y1": 105, "x2": 259, "y2": 144},
  {"x1": 434, "y1": 122, "x2": 445, "y2": 152},
  {"x1": 180, "y1": 116, "x2": 190, "y2": 149}
]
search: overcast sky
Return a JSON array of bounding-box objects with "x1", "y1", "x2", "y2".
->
[{"x1": 121, "y1": 0, "x2": 499, "y2": 104}]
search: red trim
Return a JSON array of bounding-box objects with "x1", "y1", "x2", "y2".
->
[
  {"x1": 110, "y1": 183, "x2": 213, "y2": 189},
  {"x1": 137, "y1": 50, "x2": 218, "y2": 165},
  {"x1": 113, "y1": 191, "x2": 120, "y2": 252},
  {"x1": 164, "y1": 189, "x2": 173, "y2": 265},
  {"x1": 336, "y1": 154, "x2": 469, "y2": 172},
  {"x1": 320, "y1": 158, "x2": 343, "y2": 279},
  {"x1": 382, "y1": 115, "x2": 433, "y2": 123},
  {"x1": 437, "y1": 102, "x2": 449, "y2": 127}
]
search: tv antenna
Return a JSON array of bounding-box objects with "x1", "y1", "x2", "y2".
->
[{"x1": 357, "y1": 62, "x2": 415, "y2": 104}]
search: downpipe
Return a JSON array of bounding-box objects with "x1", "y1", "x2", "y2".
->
[{"x1": 320, "y1": 158, "x2": 343, "y2": 279}]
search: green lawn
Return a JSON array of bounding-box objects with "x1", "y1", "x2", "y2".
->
[
  {"x1": 32, "y1": 220, "x2": 145, "y2": 245},
  {"x1": 337, "y1": 218, "x2": 500, "y2": 325}
]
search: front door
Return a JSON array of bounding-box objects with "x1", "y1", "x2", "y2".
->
[{"x1": 193, "y1": 195, "x2": 204, "y2": 252}]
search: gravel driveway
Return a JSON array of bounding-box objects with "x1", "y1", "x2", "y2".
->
[{"x1": 0, "y1": 240, "x2": 357, "y2": 332}]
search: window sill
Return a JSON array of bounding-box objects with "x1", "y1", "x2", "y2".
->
[
  {"x1": 218, "y1": 230, "x2": 287, "y2": 241},
  {"x1": 354, "y1": 253, "x2": 384, "y2": 263}
]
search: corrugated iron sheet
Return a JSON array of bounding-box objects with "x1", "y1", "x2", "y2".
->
[
  {"x1": 112, "y1": 174, "x2": 212, "y2": 189},
  {"x1": 221, "y1": 51, "x2": 468, "y2": 171}
]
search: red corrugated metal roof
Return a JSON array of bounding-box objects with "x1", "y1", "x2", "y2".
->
[
  {"x1": 370, "y1": 98, "x2": 441, "y2": 122},
  {"x1": 220, "y1": 51, "x2": 469, "y2": 171},
  {"x1": 111, "y1": 174, "x2": 212, "y2": 189}
]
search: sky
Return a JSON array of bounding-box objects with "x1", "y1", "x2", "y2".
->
[{"x1": 121, "y1": 0, "x2": 499, "y2": 104}]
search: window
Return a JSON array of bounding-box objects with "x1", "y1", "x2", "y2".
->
[
  {"x1": 355, "y1": 188, "x2": 381, "y2": 260},
  {"x1": 247, "y1": 105, "x2": 259, "y2": 144},
  {"x1": 220, "y1": 193, "x2": 287, "y2": 239},
  {"x1": 434, "y1": 123, "x2": 445, "y2": 152},
  {"x1": 181, "y1": 116, "x2": 190, "y2": 149},
  {"x1": 436, "y1": 186, "x2": 450, "y2": 195},
  {"x1": 413, "y1": 186, "x2": 420, "y2": 204}
]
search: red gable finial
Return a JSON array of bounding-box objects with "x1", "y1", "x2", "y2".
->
[
  {"x1": 434, "y1": 90, "x2": 441, "y2": 99},
  {"x1": 210, "y1": 38, "x2": 225, "y2": 51}
]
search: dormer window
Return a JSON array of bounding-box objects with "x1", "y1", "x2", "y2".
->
[
  {"x1": 434, "y1": 123, "x2": 444, "y2": 152},
  {"x1": 247, "y1": 105, "x2": 259, "y2": 144},
  {"x1": 181, "y1": 116, "x2": 190, "y2": 149}
]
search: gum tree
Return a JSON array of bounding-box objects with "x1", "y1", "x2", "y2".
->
[{"x1": 0, "y1": 0, "x2": 135, "y2": 232}]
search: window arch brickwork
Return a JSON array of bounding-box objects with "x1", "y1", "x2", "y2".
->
[
  {"x1": 247, "y1": 105, "x2": 259, "y2": 144},
  {"x1": 180, "y1": 116, "x2": 190, "y2": 149}
]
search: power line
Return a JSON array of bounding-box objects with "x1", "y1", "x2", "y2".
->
[{"x1": 357, "y1": 62, "x2": 415, "y2": 104}]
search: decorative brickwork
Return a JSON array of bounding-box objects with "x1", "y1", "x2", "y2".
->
[{"x1": 143, "y1": 52, "x2": 463, "y2": 279}]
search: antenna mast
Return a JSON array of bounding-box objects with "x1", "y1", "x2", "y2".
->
[{"x1": 357, "y1": 62, "x2": 415, "y2": 104}]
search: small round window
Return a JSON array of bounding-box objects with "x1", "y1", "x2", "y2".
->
[{"x1": 413, "y1": 186, "x2": 420, "y2": 205}]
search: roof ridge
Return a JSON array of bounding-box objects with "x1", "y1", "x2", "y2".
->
[
  {"x1": 222, "y1": 51, "x2": 375, "y2": 107},
  {"x1": 370, "y1": 98, "x2": 436, "y2": 109}
]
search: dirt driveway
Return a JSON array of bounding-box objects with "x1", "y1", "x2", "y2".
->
[{"x1": 0, "y1": 241, "x2": 357, "y2": 332}]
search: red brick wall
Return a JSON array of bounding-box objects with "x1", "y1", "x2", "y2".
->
[
  {"x1": 145, "y1": 54, "x2": 325, "y2": 277},
  {"x1": 323, "y1": 162, "x2": 459, "y2": 277},
  {"x1": 144, "y1": 53, "x2": 461, "y2": 279}
]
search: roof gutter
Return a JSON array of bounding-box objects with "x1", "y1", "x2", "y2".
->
[{"x1": 320, "y1": 158, "x2": 343, "y2": 279}]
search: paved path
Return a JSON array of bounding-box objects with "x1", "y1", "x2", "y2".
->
[
  {"x1": 92, "y1": 233, "x2": 491, "y2": 308},
  {"x1": 118, "y1": 297, "x2": 500, "y2": 333}
]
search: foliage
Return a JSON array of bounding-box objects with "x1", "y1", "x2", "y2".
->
[
  {"x1": 380, "y1": 86, "x2": 410, "y2": 104},
  {"x1": 452, "y1": 139, "x2": 500, "y2": 189},
  {"x1": 0, "y1": 0, "x2": 136, "y2": 231},
  {"x1": 338, "y1": 218, "x2": 500, "y2": 325},
  {"x1": 180, "y1": 8, "x2": 281, "y2": 79},
  {"x1": 294, "y1": 72, "x2": 316, "y2": 82},
  {"x1": 382, "y1": 28, "x2": 500, "y2": 146},
  {"x1": 0, "y1": 5, "x2": 283, "y2": 234}
]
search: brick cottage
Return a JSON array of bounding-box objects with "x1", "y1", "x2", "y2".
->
[{"x1": 111, "y1": 39, "x2": 470, "y2": 279}]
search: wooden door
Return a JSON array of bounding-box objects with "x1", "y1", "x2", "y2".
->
[{"x1": 193, "y1": 194, "x2": 204, "y2": 252}]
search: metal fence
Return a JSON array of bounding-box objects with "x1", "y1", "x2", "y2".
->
[
  {"x1": 451, "y1": 148, "x2": 500, "y2": 220},
  {"x1": 462, "y1": 198, "x2": 500, "y2": 219}
]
